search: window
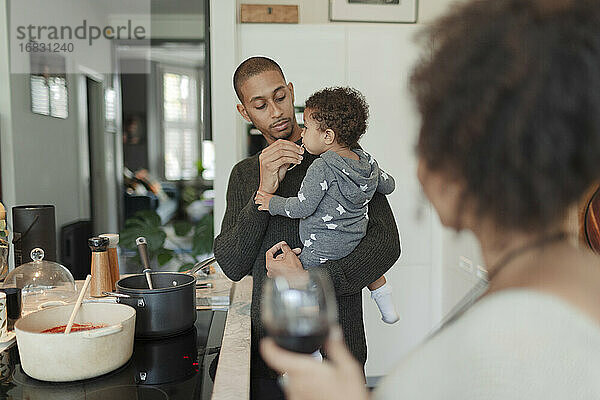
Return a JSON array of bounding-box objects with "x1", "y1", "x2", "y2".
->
[
  {"x1": 162, "y1": 69, "x2": 198, "y2": 180},
  {"x1": 30, "y1": 75, "x2": 68, "y2": 119}
]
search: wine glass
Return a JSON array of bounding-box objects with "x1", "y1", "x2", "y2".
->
[{"x1": 261, "y1": 270, "x2": 338, "y2": 354}]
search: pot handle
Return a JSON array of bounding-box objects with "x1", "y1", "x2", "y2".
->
[
  {"x1": 102, "y1": 291, "x2": 130, "y2": 298},
  {"x1": 82, "y1": 324, "x2": 123, "y2": 338},
  {"x1": 38, "y1": 300, "x2": 68, "y2": 310},
  {"x1": 103, "y1": 292, "x2": 146, "y2": 308}
]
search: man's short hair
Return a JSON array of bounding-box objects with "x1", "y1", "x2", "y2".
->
[{"x1": 233, "y1": 57, "x2": 286, "y2": 103}]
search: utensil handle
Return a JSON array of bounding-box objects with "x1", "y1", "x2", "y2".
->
[
  {"x1": 136, "y1": 237, "x2": 151, "y2": 270},
  {"x1": 143, "y1": 268, "x2": 154, "y2": 290},
  {"x1": 65, "y1": 274, "x2": 92, "y2": 334},
  {"x1": 136, "y1": 237, "x2": 154, "y2": 289},
  {"x1": 189, "y1": 256, "x2": 217, "y2": 275}
]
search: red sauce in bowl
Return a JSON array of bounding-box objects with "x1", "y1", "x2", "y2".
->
[{"x1": 41, "y1": 323, "x2": 108, "y2": 334}]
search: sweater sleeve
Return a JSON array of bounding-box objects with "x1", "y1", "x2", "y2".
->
[
  {"x1": 315, "y1": 191, "x2": 401, "y2": 296},
  {"x1": 269, "y1": 160, "x2": 328, "y2": 219},
  {"x1": 376, "y1": 169, "x2": 395, "y2": 195},
  {"x1": 213, "y1": 163, "x2": 270, "y2": 281}
]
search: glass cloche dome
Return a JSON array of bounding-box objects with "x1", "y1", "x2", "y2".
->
[{"x1": 3, "y1": 248, "x2": 77, "y2": 315}]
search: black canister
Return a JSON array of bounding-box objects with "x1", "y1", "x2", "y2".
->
[{"x1": 12, "y1": 205, "x2": 57, "y2": 266}]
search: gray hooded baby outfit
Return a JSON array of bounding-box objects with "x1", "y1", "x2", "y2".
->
[{"x1": 269, "y1": 149, "x2": 395, "y2": 267}]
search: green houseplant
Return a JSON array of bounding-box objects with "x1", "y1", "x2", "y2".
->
[{"x1": 120, "y1": 210, "x2": 214, "y2": 271}]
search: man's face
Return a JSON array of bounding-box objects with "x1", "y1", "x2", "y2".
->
[{"x1": 237, "y1": 70, "x2": 297, "y2": 144}]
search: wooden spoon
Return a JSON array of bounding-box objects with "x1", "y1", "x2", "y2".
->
[{"x1": 65, "y1": 274, "x2": 92, "y2": 334}]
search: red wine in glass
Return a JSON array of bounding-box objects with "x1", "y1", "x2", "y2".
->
[
  {"x1": 262, "y1": 270, "x2": 338, "y2": 354},
  {"x1": 271, "y1": 328, "x2": 329, "y2": 354}
]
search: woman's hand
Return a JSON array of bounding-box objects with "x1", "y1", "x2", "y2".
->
[
  {"x1": 265, "y1": 241, "x2": 305, "y2": 278},
  {"x1": 255, "y1": 190, "x2": 274, "y2": 211},
  {"x1": 260, "y1": 326, "x2": 370, "y2": 400}
]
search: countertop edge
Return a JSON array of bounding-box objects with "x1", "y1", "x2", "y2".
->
[{"x1": 211, "y1": 275, "x2": 252, "y2": 400}]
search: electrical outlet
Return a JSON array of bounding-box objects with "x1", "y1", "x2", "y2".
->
[{"x1": 459, "y1": 256, "x2": 473, "y2": 272}]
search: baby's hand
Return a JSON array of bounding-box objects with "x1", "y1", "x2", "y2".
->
[{"x1": 255, "y1": 190, "x2": 274, "y2": 211}]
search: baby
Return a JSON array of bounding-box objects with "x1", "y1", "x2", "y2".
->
[{"x1": 255, "y1": 87, "x2": 399, "y2": 324}]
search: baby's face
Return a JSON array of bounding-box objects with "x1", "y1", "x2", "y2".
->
[{"x1": 301, "y1": 109, "x2": 328, "y2": 155}]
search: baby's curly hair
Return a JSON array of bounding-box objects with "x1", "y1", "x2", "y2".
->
[
  {"x1": 305, "y1": 87, "x2": 369, "y2": 149},
  {"x1": 411, "y1": 0, "x2": 600, "y2": 232}
]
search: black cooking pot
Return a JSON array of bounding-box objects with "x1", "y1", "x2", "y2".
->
[{"x1": 112, "y1": 272, "x2": 196, "y2": 338}]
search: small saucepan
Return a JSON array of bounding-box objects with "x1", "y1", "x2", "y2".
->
[
  {"x1": 102, "y1": 256, "x2": 217, "y2": 338},
  {"x1": 105, "y1": 272, "x2": 196, "y2": 338}
]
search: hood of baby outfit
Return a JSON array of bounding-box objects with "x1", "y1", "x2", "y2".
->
[{"x1": 320, "y1": 149, "x2": 379, "y2": 206}]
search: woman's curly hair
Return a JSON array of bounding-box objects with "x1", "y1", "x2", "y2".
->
[
  {"x1": 305, "y1": 87, "x2": 369, "y2": 149},
  {"x1": 411, "y1": 0, "x2": 600, "y2": 231}
]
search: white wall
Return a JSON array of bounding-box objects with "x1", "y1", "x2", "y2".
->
[
  {"x1": 151, "y1": 14, "x2": 205, "y2": 39},
  {"x1": 0, "y1": 0, "x2": 16, "y2": 213},
  {"x1": 210, "y1": 0, "x2": 244, "y2": 235},
  {"x1": 0, "y1": 0, "x2": 120, "y2": 260},
  {"x1": 9, "y1": 74, "x2": 84, "y2": 239}
]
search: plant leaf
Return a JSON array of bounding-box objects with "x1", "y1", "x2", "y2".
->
[
  {"x1": 173, "y1": 220, "x2": 193, "y2": 237},
  {"x1": 191, "y1": 213, "x2": 214, "y2": 257},
  {"x1": 157, "y1": 248, "x2": 175, "y2": 266}
]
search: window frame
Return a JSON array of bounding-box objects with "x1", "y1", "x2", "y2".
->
[{"x1": 157, "y1": 64, "x2": 202, "y2": 181}]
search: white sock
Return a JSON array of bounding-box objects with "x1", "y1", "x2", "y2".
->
[
  {"x1": 310, "y1": 350, "x2": 323, "y2": 362},
  {"x1": 370, "y1": 283, "x2": 400, "y2": 324}
]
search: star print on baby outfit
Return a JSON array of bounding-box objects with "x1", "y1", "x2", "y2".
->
[{"x1": 266, "y1": 150, "x2": 396, "y2": 267}]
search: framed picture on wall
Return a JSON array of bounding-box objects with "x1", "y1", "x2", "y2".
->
[{"x1": 329, "y1": 0, "x2": 417, "y2": 23}]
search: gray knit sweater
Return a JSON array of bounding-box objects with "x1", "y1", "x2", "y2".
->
[
  {"x1": 213, "y1": 147, "x2": 401, "y2": 380},
  {"x1": 269, "y1": 149, "x2": 395, "y2": 267}
]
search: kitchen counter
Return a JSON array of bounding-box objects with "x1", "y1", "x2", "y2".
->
[
  {"x1": 0, "y1": 270, "x2": 253, "y2": 400},
  {"x1": 211, "y1": 275, "x2": 252, "y2": 400}
]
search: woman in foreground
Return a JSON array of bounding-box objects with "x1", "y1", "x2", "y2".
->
[{"x1": 261, "y1": 0, "x2": 600, "y2": 398}]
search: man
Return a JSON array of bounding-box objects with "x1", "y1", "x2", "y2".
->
[{"x1": 214, "y1": 57, "x2": 400, "y2": 399}]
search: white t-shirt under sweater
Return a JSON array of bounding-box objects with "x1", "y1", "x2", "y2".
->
[{"x1": 375, "y1": 289, "x2": 600, "y2": 399}]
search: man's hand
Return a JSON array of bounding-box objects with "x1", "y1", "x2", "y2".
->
[
  {"x1": 265, "y1": 241, "x2": 305, "y2": 278},
  {"x1": 255, "y1": 190, "x2": 275, "y2": 211},
  {"x1": 259, "y1": 140, "x2": 304, "y2": 194},
  {"x1": 260, "y1": 327, "x2": 369, "y2": 400}
]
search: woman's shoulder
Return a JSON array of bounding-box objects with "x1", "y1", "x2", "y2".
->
[
  {"x1": 443, "y1": 289, "x2": 600, "y2": 357},
  {"x1": 374, "y1": 289, "x2": 600, "y2": 400}
]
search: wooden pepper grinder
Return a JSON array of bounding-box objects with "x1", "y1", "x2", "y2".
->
[
  {"x1": 100, "y1": 233, "x2": 120, "y2": 290},
  {"x1": 89, "y1": 237, "x2": 112, "y2": 297}
]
